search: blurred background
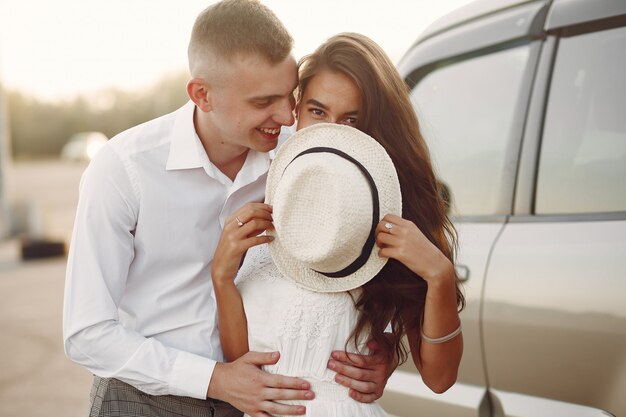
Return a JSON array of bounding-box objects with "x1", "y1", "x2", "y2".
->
[{"x1": 0, "y1": 1, "x2": 472, "y2": 416}]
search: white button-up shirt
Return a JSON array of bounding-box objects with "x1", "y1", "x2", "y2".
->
[{"x1": 63, "y1": 101, "x2": 281, "y2": 399}]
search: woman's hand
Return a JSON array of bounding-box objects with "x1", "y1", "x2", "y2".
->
[
  {"x1": 375, "y1": 214, "x2": 454, "y2": 285},
  {"x1": 211, "y1": 203, "x2": 274, "y2": 285}
]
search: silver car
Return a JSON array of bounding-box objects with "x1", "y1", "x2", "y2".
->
[{"x1": 379, "y1": 0, "x2": 626, "y2": 416}]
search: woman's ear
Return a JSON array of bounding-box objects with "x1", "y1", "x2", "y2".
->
[{"x1": 187, "y1": 78, "x2": 211, "y2": 112}]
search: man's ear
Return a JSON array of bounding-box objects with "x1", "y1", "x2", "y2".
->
[{"x1": 187, "y1": 78, "x2": 211, "y2": 112}]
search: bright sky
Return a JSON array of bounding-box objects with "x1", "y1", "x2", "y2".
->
[{"x1": 0, "y1": 0, "x2": 474, "y2": 102}]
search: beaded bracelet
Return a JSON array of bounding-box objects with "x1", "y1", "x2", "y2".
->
[{"x1": 421, "y1": 324, "x2": 462, "y2": 344}]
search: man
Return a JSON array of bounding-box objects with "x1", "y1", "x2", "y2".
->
[{"x1": 63, "y1": 1, "x2": 394, "y2": 416}]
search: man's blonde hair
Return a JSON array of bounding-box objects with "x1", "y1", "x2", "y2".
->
[{"x1": 188, "y1": 0, "x2": 293, "y2": 79}]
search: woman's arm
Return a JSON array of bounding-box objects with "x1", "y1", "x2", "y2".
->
[
  {"x1": 376, "y1": 214, "x2": 463, "y2": 393},
  {"x1": 212, "y1": 275, "x2": 249, "y2": 362},
  {"x1": 211, "y1": 202, "x2": 274, "y2": 362},
  {"x1": 404, "y1": 265, "x2": 462, "y2": 393}
]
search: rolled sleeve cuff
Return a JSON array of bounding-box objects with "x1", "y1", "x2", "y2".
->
[{"x1": 169, "y1": 351, "x2": 216, "y2": 399}]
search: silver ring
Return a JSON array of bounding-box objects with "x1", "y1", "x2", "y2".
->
[
  {"x1": 384, "y1": 222, "x2": 393, "y2": 231},
  {"x1": 236, "y1": 216, "x2": 244, "y2": 227}
]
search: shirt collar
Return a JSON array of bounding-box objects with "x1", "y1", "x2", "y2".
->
[
  {"x1": 165, "y1": 100, "x2": 280, "y2": 171},
  {"x1": 166, "y1": 101, "x2": 204, "y2": 171},
  {"x1": 165, "y1": 101, "x2": 287, "y2": 185},
  {"x1": 165, "y1": 100, "x2": 278, "y2": 186},
  {"x1": 232, "y1": 147, "x2": 274, "y2": 189}
]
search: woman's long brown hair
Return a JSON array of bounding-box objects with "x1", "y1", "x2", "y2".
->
[{"x1": 298, "y1": 33, "x2": 465, "y2": 364}]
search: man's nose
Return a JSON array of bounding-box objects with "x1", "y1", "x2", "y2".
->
[{"x1": 274, "y1": 97, "x2": 295, "y2": 126}]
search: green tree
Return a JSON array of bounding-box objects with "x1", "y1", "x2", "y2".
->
[{"x1": 7, "y1": 71, "x2": 189, "y2": 159}]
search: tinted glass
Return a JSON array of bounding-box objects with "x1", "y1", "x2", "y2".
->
[
  {"x1": 410, "y1": 46, "x2": 529, "y2": 216},
  {"x1": 536, "y1": 26, "x2": 626, "y2": 214}
]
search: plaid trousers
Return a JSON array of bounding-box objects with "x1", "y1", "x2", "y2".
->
[{"x1": 88, "y1": 376, "x2": 243, "y2": 417}]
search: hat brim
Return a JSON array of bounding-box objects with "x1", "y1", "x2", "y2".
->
[{"x1": 266, "y1": 123, "x2": 402, "y2": 293}]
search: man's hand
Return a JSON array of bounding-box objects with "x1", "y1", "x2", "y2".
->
[
  {"x1": 208, "y1": 351, "x2": 314, "y2": 417},
  {"x1": 327, "y1": 339, "x2": 399, "y2": 403}
]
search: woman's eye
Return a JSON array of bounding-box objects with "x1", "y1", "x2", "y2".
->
[
  {"x1": 310, "y1": 108, "x2": 325, "y2": 117},
  {"x1": 344, "y1": 117, "x2": 357, "y2": 125}
]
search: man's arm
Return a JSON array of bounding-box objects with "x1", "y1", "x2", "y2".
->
[
  {"x1": 64, "y1": 146, "x2": 314, "y2": 413},
  {"x1": 63, "y1": 145, "x2": 214, "y2": 398}
]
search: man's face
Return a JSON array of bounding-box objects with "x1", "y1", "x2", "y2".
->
[{"x1": 207, "y1": 54, "x2": 297, "y2": 153}]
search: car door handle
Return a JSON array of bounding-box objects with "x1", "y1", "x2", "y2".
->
[{"x1": 455, "y1": 264, "x2": 470, "y2": 282}]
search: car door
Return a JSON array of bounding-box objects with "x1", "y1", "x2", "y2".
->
[
  {"x1": 380, "y1": 9, "x2": 543, "y2": 416},
  {"x1": 482, "y1": 10, "x2": 626, "y2": 417}
]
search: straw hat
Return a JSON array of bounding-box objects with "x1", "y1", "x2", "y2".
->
[{"x1": 266, "y1": 123, "x2": 402, "y2": 293}]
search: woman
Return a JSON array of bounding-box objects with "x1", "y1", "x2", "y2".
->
[{"x1": 211, "y1": 33, "x2": 465, "y2": 416}]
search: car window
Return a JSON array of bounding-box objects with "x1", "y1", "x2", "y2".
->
[
  {"x1": 410, "y1": 46, "x2": 530, "y2": 216},
  {"x1": 536, "y1": 26, "x2": 626, "y2": 215}
]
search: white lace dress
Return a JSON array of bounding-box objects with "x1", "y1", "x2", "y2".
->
[{"x1": 235, "y1": 244, "x2": 389, "y2": 417}]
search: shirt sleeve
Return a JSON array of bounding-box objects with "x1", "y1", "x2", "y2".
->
[{"x1": 62, "y1": 145, "x2": 215, "y2": 399}]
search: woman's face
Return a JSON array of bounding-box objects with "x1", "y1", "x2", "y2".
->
[{"x1": 296, "y1": 69, "x2": 362, "y2": 131}]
